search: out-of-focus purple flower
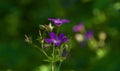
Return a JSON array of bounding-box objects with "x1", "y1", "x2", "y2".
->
[
  {"x1": 48, "y1": 18, "x2": 70, "y2": 26},
  {"x1": 45, "y1": 32, "x2": 68, "y2": 46},
  {"x1": 85, "y1": 30, "x2": 94, "y2": 40},
  {"x1": 73, "y1": 23, "x2": 85, "y2": 32}
]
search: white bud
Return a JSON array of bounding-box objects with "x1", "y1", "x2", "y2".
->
[{"x1": 48, "y1": 23, "x2": 54, "y2": 31}]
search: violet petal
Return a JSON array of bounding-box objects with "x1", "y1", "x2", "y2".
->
[
  {"x1": 61, "y1": 19, "x2": 70, "y2": 23},
  {"x1": 45, "y1": 38, "x2": 53, "y2": 43},
  {"x1": 48, "y1": 18, "x2": 55, "y2": 21},
  {"x1": 50, "y1": 32, "x2": 57, "y2": 39},
  {"x1": 55, "y1": 43, "x2": 61, "y2": 46},
  {"x1": 73, "y1": 23, "x2": 84, "y2": 32},
  {"x1": 62, "y1": 37, "x2": 68, "y2": 42},
  {"x1": 55, "y1": 23, "x2": 61, "y2": 26},
  {"x1": 58, "y1": 33, "x2": 65, "y2": 40},
  {"x1": 85, "y1": 31, "x2": 94, "y2": 40},
  {"x1": 73, "y1": 25, "x2": 80, "y2": 32}
]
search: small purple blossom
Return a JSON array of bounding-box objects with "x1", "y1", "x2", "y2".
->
[
  {"x1": 73, "y1": 23, "x2": 84, "y2": 32},
  {"x1": 85, "y1": 30, "x2": 94, "y2": 40},
  {"x1": 48, "y1": 18, "x2": 70, "y2": 26},
  {"x1": 45, "y1": 32, "x2": 68, "y2": 46}
]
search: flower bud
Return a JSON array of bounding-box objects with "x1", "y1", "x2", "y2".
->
[
  {"x1": 45, "y1": 23, "x2": 54, "y2": 31},
  {"x1": 25, "y1": 35, "x2": 32, "y2": 44},
  {"x1": 39, "y1": 25, "x2": 45, "y2": 29},
  {"x1": 39, "y1": 23, "x2": 54, "y2": 31}
]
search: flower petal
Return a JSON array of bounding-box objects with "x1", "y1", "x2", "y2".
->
[
  {"x1": 45, "y1": 38, "x2": 53, "y2": 43},
  {"x1": 61, "y1": 19, "x2": 70, "y2": 23},
  {"x1": 54, "y1": 43, "x2": 61, "y2": 46},
  {"x1": 55, "y1": 23, "x2": 61, "y2": 26},
  {"x1": 73, "y1": 23, "x2": 84, "y2": 32},
  {"x1": 48, "y1": 18, "x2": 69, "y2": 26},
  {"x1": 62, "y1": 37, "x2": 68, "y2": 42},
  {"x1": 48, "y1": 18, "x2": 55, "y2": 21},
  {"x1": 73, "y1": 25, "x2": 80, "y2": 32},
  {"x1": 58, "y1": 33, "x2": 65, "y2": 40},
  {"x1": 85, "y1": 30, "x2": 94, "y2": 40},
  {"x1": 50, "y1": 32, "x2": 57, "y2": 39}
]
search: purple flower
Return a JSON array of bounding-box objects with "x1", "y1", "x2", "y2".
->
[
  {"x1": 45, "y1": 32, "x2": 68, "y2": 46},
  {"x1": 85, "y1": 30, "x2": 94, "y2": 40},
  {"x1": 73, "y1": 23, "x2": 84, "y2": 32},
  {"x1": 48, "y1": 18, "x2": 70, "y2": 26}
]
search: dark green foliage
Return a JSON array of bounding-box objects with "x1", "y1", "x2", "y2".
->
[{"x1": 0, "y1": 0, "x2": 120, "y2": 71}]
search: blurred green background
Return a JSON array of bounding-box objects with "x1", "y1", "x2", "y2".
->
[{"x1": 0, "y1": 0, "x2": 120, "y2": 71}]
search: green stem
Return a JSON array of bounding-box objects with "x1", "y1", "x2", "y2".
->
[
  {"x1": 57, "y1": 27, "x2": 60, "y2": 35},
  {"x1": 58, "y1": 61, "x2": 62, "y2": 71},
  {"x1": 53, "y1": 45, "x2": 55, "y2": 58},
  {"x1": 31, "y1": 43, "x2": 49, "y2": 58},
  {"x1": 52, "y1": 45, "x2": 55, "y2": 71},
  {"x1": 52, "y1": 62, "x2": 55, "y2": 71},
  {"x1": 41, "y1": 49, "x2": 49, "y2": 58}
]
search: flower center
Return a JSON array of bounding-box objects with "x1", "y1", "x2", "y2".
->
[
  {"x1": 54, "y1": 19, "x2": 62, "y2": 24},
  {"x1": 53, "y1": 39, "x2": 60, "y2": 44}
]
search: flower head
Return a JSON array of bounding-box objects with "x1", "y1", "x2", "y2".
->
[
  {"x1": 85, "y1": 30, "x2": 94, "y2": 40},
  {"x1": 73, "y1": 23, "x2": 85, "y2": 32},
  {"x1": 45, "y1": 32, "x2": 68, "y2": 46},
  {"x1": 48, "y1": 18, "x2": 70, "y2": 26}
]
